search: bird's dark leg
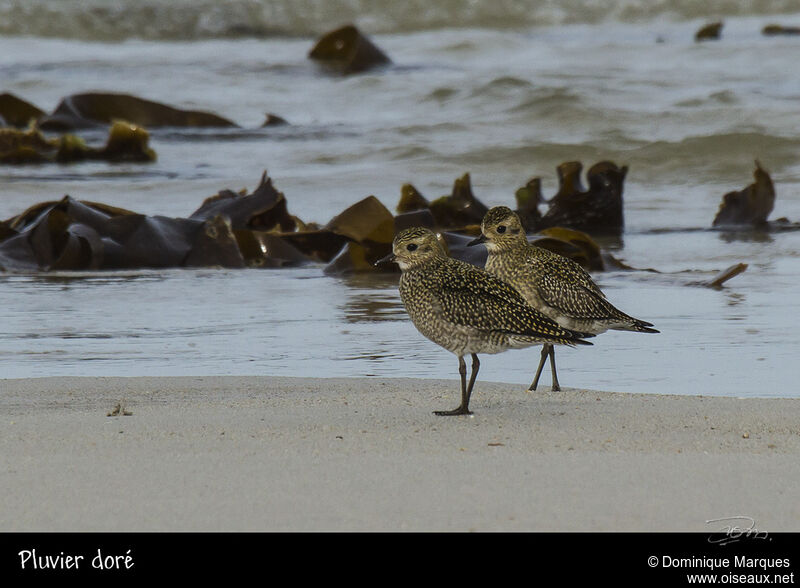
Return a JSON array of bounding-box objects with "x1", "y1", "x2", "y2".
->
[
  {"x1": 466, "y1": 354, "x2": 480, "y2": 405},
  {"x1": 434, "y1": 355, "x2": 473, "y2": 416},
  {"x1": 548, "y1": 345, "x2": 560, "y2": 392},
  {"x1": 529, "y1": 344, "x2": 550, "y2": 391}
]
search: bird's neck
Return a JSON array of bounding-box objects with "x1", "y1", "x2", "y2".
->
[
  {"x1": 398, "y1": 254, "x2": 446, "y2": 272},
  {"x1": 487, "y1": 237, "x2": 527, "y2": 255}
]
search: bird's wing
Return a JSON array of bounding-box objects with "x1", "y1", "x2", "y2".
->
[
  {"x1": 526, "y1": 251, "x2": 606, "y2": 298},
  {"x1": 435, "y1": 260, "x2": 588, "y2": 343},
  {"x1": 535, "y1": 271, "x2": 627, "y2": 322}
]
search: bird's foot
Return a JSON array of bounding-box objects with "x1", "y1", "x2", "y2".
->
[{"x1": 433, "y1": 407, "x2": 473, "y2": 416}]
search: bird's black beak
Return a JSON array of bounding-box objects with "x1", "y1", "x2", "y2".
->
[
  {"x1": 467, "y1": 234, "x2": 487, "y2": 247},
  {"x1": 374, "y1": 252, "x2": 397, "y2": 267}
]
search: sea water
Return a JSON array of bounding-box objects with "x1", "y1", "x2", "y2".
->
[{"x1": 1, "y1": 1, "x2": 799, "y2": 396}]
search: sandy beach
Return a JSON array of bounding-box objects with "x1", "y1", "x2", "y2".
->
[{"x1": 1, "y1": 376, "x2": 798, "y2": 532}]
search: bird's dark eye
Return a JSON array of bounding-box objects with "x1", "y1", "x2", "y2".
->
[
  {"x1": 496, "y1": 225, "x2": 507, "y2": 234},
  {"x1": 406, "y1": 243, "x2": 418, "y2": 251}
]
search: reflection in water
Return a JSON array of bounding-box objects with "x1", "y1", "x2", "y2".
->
[
  {"x1": 334, "y1": 272, "x2": 406, "y2": 324},
  {"x1": 717, "y1": 229, "x2": 774, "y2": 245},
  {"x1": 341, "y1": 292, "x2": 406, "y2": 324},
  {"x1": 27, "y1": 270, "x2": 168, "y2": 285},
  {"x1": 725, "y1": 292, "x2": 746, "y2": 307},
  {"x1": 334, "y1": 272, "x2": 399, "y2": 290},
  {"x1": 593, "y1": 234, "x2": 624, "y2": 252}
]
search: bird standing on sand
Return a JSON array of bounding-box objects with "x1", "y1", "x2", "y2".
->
[
  {"x1": 377, "y1": 227, "x2": 593, "y2": 416},
  {"x1": 469, "y1": 206, "x2": 658, "y2": 392}
]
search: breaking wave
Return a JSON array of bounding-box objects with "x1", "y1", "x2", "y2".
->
[{"x1": 1, "y1": 0, "x2": 799, "y2": 40}]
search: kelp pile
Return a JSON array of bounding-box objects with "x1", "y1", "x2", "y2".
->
[
  {"x1": 1, "y1": 173, "x2": 298, "y2": 271},
  {"x1": 0, "y1": 90, "x2": 249, "y2": 165},
  {"x1": 395, "y1": 167, "x2": 625, "y2": 271},
  {"x1": 0, "y1": 172, "x2": 392, "y2": 273},
  {"x1": 1, "y1": 24, "x2": 791, "y2": 285},
  {"x1": 0, "y1": 90, "x2": 284, "y2": 164},
  {"x1": 694, "y1": 20, "x2": 800, "y2": 41},
  {"x1": 3, "y1": 158, "x2": 786, "y2": 282},
  {"x1": 712, "y1": 161, "x2": 775, "y2": 228},
  {"x1": 0, "y1": 169, "x2": 619, "y2": 274},
  {"x1": 38, "y1": 93, "x2": 237, "y2": 131},
  {"x1": 308, "y1": 25, "x2": 391, "y2": 74},
  {"x1": 1, "y1": 91, "x2": 242, "y2": 133},
  {"x1": 0, "y1": 120, "x2": 155, "y2": 164},
  {"x1": 397, "y1": 161, "x2": 627, "y2": 238}
]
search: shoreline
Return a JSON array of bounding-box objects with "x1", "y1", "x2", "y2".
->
[{"x1": 2, "y1": 376, "x2": 799, "y2": 532}]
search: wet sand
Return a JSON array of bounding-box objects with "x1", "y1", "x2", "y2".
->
[{"x1": 1, "y1": 376, "x2": 798, "y2": 532}]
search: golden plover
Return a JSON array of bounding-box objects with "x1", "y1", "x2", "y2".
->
[
  {"x1": 377, "y1": 226, "x2": 593, "y2": 416},
  {"x1": 469, "y1": 206, "x2": 658, "y2": 392}
]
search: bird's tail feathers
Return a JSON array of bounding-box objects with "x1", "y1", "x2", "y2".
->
[
  {"x1": 563, "y1": 329, "x2": 594, "y2": 346},
  {"x1": 612, "y1": 316, "x2": 659, "y2": 334},
  {"x1": 631, "y1": 319, "x2": 659, "y2": 333}
]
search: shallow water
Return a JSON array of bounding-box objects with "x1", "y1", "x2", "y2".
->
[
  {"x1": 1, "y1": 248, "x2": 798, "y2": 398},
  {"x1": 1, "y1": 7, "x2": 799, "y2": 396}
]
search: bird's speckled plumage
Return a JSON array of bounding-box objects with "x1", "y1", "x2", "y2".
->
[
  {"x1": 386, "y1": 226, "x2": 593, "y2": 415},
  {"x1": 478, "y1": 206, "x2": 657, "y2": 334},
  {"x1": 474, "y1": 206, "x2": 658, "y2": 392},
  {"x1": 394, "y1": 227, "x2": 592, "y2": 353}
]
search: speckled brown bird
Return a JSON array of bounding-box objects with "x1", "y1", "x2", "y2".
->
[
  {"x1": 469, "y1": 206, "x2": 658, "y2": 392},
  {"x1": 377, "y1": 226, "x2": 593, "y2": 416}
]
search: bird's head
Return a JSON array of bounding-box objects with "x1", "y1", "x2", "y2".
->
[
  {"x1": 468, "y1": 206, "x2": 526, "y2": 251},
  {"x1": 376, "y1": 227, "x2": 446, "y2": 270}
]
